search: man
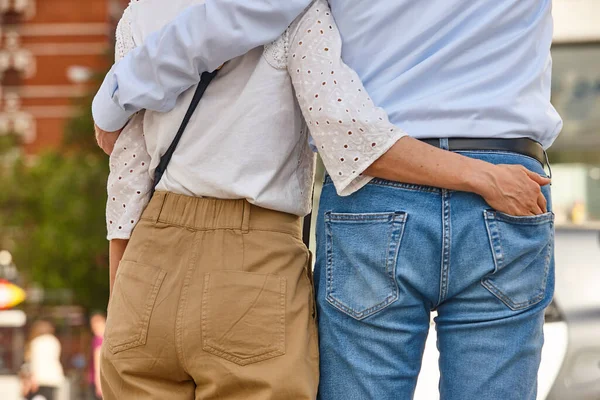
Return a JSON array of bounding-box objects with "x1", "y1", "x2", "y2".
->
[{"x1": 93, "y1": 1, "x2": 561, "y2": 399}]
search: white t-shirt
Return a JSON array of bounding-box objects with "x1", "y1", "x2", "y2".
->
[
  {"x1": 30, "y1": 334, "x2": 65, "y2": 388},
  {"x1": 106, "y1": 0, "x2": 406, "y2": 239}
]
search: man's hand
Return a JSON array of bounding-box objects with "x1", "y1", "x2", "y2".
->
[
  {"x1": 475, "y1": 164, "x2": 551, "y2": 216},
  {"x1": 95, "y1": 124, "x2": 123, "y2": 155}
]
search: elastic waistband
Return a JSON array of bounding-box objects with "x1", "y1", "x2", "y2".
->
[{"x1": 141, "y1": 192, "x2": 302, "y2": 239}]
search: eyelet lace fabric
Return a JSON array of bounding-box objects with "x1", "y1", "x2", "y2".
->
[
  {"x1": 115, "y1": 5, "x2": 136, "y2": 62},
  {"x1": 263, "y1": 29, "x2": 289, "y2": 70},
  {"x1": 287, "y1": 0, "x2": 407, "y2": 196},
  {"x1": 107, "y1": 2, "x2": 152, "y2": 240}
]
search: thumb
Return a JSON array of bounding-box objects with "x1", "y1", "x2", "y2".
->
[{"x1": 525, "y1": 169, "x2": 551, "y2": 186}]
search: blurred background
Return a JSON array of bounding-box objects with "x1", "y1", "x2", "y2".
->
[{"x1": 0, "y1": 0, "x2": 597, "y2": 399}]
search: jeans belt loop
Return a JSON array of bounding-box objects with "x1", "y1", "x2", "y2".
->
[{"x1": 439, "y1": 138, "x2": 450, "y2": 151}]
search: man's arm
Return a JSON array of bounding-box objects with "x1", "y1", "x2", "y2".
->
[{"x1": 92, "y1": 0, "x2": 311, "y2": 132}]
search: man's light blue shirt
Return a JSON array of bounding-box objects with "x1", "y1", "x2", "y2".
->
[{"x1": 93, "y1": 0, "x2": 562, "y2": 148}]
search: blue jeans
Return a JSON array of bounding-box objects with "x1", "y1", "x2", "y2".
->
[{"x1": 314, "y1": 150, "x2": 555, "y2": 400}]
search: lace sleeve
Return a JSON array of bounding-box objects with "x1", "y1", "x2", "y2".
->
[
  {"x1": 107, "y1": 4, "x2": 152, "y2": 240},
  {"x1": 288, "y1": 0, "x2": 408, "y2": 196},
  {"x1": 263, "y1": 29, "x2": 289, "y2": 70},
  {"x1": 115, "y1": 5, "x2": 136, "y2": 62},
  {"x1": 106, "y1": 113, "x2": 153, "y2": 240}
]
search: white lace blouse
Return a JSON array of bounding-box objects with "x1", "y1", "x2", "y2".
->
[{"x1": 106, "y1": 0, "x2": 406, "y2": 240}]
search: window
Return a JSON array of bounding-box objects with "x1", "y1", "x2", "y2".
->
[{"x1": 549, "y1": 44, "x2": 600, "y2": 226}]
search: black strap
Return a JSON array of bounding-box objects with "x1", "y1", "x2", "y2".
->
[
  {"x1": 302, "y1": 183, "x2": 316, "y2": 248},
  {"x1": 150, "y1": 68, "x2": 314, "y2": 249},
  {"x1": 302, "y1": 213, "x2": 312, "y2": 248},
  {"x1": 152, "y1": 70, "x2": 218, "y2": 193}
]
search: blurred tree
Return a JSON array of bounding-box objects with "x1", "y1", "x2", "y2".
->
[{"x1": 0, "y1": 86, "x2": 111, "y2": 311}]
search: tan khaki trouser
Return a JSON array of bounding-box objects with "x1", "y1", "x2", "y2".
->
[{"x1": 101, "y1": 192, "x2": 319, "y2": 399}]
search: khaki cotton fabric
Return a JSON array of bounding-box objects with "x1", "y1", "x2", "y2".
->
[{"x1": 101, "y1": 192, "x2": 319, "y2": 399}]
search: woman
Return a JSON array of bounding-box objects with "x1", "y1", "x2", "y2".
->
[
  {"x1": 22, "y1": 320, "x2": 64, "y2": 400},
  {"x1": 102, "y1": 0, "x2": 399, "y2": 398}
]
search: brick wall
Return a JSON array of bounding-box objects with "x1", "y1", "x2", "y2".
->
[{"x1": 0, "y1": 0, "x2": 121, "y2": 153}]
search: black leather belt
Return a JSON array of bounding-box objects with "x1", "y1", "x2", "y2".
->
[{"x1": 420, "y1": 138, "x2": 547, "y2": 166}]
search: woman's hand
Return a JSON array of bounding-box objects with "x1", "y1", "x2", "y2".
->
[
  {"x1": 365, "y1": 137, "x2": 550, "y2": 217},
  {"x1": 474, "y1": 164, "x2": 550, "y2": 216}
]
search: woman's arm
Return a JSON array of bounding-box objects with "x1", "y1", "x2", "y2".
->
[
  {"x1": 106, "y1": 7, "x2": 154, "y2": 294},
  {"x1": 288, "y1": 0, "x2": 548, "y2": 215},
  {"x1": 365, "y1": 137, "x2": 549, "y2": 215},
  {"x1": 109, "y1": 239, "x2": 128, "y2": 296},
  {"x1": 287, "y1": 0, "x2": 406, "y2": 196}
]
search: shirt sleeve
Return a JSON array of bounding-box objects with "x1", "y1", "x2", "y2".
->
[
  {"x1": 92, "y1": 0, "x2": 312, "y2": 132},
  {"x1": 106, "y1": 9, "x2": 153, "y2": 240},
  {"x1": 288, "y1": 0, "x2": 408, "y2": 196}
]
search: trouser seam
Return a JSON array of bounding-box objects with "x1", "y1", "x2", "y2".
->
[
  {"x1": 175, "y1": 231, "x2": 200, "y2": 373},
  {"x1": 437, "y1": 189, "x2": 451, "y2": 306}
]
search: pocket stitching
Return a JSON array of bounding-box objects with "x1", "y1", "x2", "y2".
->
[
  {"x1": 325, "y1": 212, "x2": 404, "y2": 320},
  {"x1": 201, "y1": 273, "x2": 287, "y2": 366},
  {"x1": 106, "y1": 267, "x2": 167, "y2": 354},
  {"x1": 490, "y1": 210, "x2": 555, "y2": 225},
  {"x1": 482, "y1": 211, "x2": 553, "y2": 311}
]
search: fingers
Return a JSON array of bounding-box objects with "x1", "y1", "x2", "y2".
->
[
  {"x1": 524, "y1": 168, "x2": 551, "y2": 186},
  {"x1": 537, "y1": 192, "x2": 547, "y2": 213},
  {"x1": 530, "y1": 204, "x2": 544, "y2": 216}
]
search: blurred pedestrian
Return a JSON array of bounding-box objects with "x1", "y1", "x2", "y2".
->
[
  {"x1": 88, "y1": 313, "x2": 105, "y2": 400},
  {"x1": 23, "y1": 320, "x2": 65, "y2": 400}
]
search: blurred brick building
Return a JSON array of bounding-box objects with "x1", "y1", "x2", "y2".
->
[{"x1": 0, "y1": 0, "x2": 127, "y2": 154}]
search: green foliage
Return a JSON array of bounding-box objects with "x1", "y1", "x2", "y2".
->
[{"x1": 0, "y1": 87, "x2": 111, "y2": 311}]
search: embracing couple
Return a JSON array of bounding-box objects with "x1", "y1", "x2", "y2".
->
[{"x1": 93, "y1": 0, "x2": 562, "y2": 399}]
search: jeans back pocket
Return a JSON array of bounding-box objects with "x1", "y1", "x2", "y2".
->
[
  {"x1": 325, "y1": 211, "x2": 407, "y2": 320},
  {"x1": 105, "y1": 261, "x2": 166, "y2": 354},
  {"x1": 202, "y1": 271, "x2": 286, "y2": 366},
  {"x1": 483, "y1": 210, "x2": 554, "y2": 311}
]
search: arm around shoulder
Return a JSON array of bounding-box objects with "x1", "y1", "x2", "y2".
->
[{"x1": 93, "y1": 0, "x2": 312, "y2": 132}]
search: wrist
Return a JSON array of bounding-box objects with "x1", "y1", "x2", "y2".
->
[{"x1": 463, "y1": 161, "x2": 497, "y2": 197}]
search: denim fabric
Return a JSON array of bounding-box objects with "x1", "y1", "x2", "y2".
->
[{"x1": 314, "y1": 149, "x2": 555, "y2": 400}]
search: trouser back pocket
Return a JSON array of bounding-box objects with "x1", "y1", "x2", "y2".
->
[
  {"x1": 202, "y1": 271, "x2": 286, "y2": 366},
  {"x1": 325, "y1": 211, "x2": 407, "y2": 320},
  {"x1": 105, "y1": 261, "x2": 166, "y2": 354},
  {"x1": 483, "y1": 210, "x2": 554, "y2": 311}
]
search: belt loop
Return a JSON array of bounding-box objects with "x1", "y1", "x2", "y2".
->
[
  {"x1": 543, "y1": 148, "x2": 553, "y2": 182},
  {"x1": 440, "y1": 138, "x2": 449, "y2": 150},
  {"x1": 153, "y1": 192, "x2": 167, "y2": 224},
  {"x1": 241, "y1": 201, "x2": 251, "y2": 234}
]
